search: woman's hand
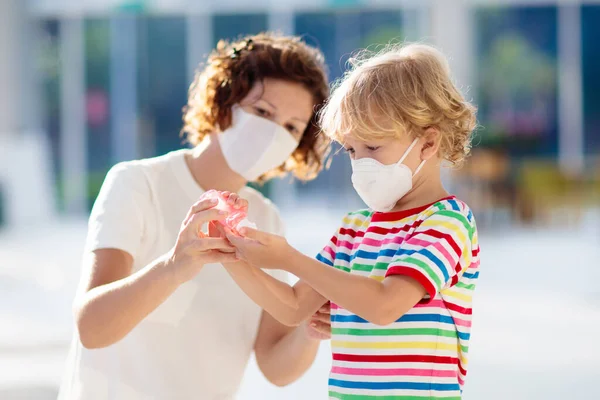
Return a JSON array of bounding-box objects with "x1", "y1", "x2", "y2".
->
[
  {"x1": 169, "y1": 197, "x2": 239, "y2": 284},
  {"x1": 207, "y1": 191, "x2": 248, "y2": 239},
  {"x1": 305, "y1": 302, "x2": 332, "y2": 341},
  {"x1": 226, "y1": 227, "x2": 293, "y2": 270}
]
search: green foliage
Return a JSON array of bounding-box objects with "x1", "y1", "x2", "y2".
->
[
  {"x1": 480, "y1": 33, "x2": 556, "y2": 101},
  {"x1": 359, "y1": 27, "x2": 404, "y2": 51}
]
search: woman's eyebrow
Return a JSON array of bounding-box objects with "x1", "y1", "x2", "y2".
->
[
  {"x1": 291, "y1": 116, "x2": 309, "y2": 123},
  {"x1": 258, "y1": 98, "x2": 278, "y2": 110}
]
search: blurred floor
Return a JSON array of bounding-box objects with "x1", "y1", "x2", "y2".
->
[{"x1": 1, "y1": 207, "x2": 599, "y2": 399}]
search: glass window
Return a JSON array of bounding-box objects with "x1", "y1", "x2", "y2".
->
[
  {"x1": 475, "y1": 6, "x2": 559, "y2": 157},
  {"x1": 137, "y1": 16, "x2": 188, "y2": 158},
  {"x1": 295, "y1": 10, "x2": 403, "y2": 81},
  {"x1": 84, "y1": 18, "x2": 112, "y2": 208},
  {"x1": 38, "y1": 19, "x2": 61, "y2": 204},
  {"x1": 582, "y1": 6, "x2": 600, "y2": 155},
  {"x1": 293, "y1": 9, "x2": 404, "y2": 208},
  {"x1": 212, "y1": 13, "x2": 268, "y2": 46}
]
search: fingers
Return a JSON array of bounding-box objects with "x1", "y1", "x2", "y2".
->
[
  {"x1": 224, "y1": 192, "x2": 248, "y2": 210},
  {"x1": 183, "y1": 198, "x2": 218, "y2": 226},
  {"x1": 311, "y1": 311, "x2": 331, "y2": 324},
  {"x1": 319, "y1": 303, "x2": 331, "y2": 314},
  {"x1": 225, "y1": 229, "x2": 247, "y2": 246},
  {"x1": 186, "y1": 208, "x2": 228, "y2": 235},
  {"x1": 208, "y1": 221, "x2": 227, "y2": 238},
  {"x1": 202, "y1": 249, "x2": 239, "y2": 264},
  {"x1": 308, "y1": 320, "x2": 331, "y2": 338},
  {"x1": 237, "y1": 227, "x2": 268, "y2": 244},
  {"x1": 194, "y1": 237, "x2": 235, "y2": 252}
]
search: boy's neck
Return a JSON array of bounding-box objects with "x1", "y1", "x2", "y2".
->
[{"x1": 389, "y1": 172, "x2": 449, "y2": 213}]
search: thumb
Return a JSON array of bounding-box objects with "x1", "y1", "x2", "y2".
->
[{"x1": 238, "y1": 227, "x2": 269, "y2": 244}]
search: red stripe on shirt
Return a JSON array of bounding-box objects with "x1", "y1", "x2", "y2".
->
[{"x1": 333, "y1": 353, "x2": 459, "y2": 365}]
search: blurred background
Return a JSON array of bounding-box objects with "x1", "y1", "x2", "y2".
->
[{"x1": 1, "y1": 0, "x2": 599, "y2": 399}]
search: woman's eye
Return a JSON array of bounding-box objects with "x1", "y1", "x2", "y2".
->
[
  {"x1": 255, "y1": 107, "x2": 270, "y2": 117},
  {"x1": 344, "y1": 147, "x2": 355, "y2": 154},
  {"x1": 366, "y1": 146, "x2": 380, "y2": 151},
  {"x1": 286, "y1": 124, "x2": 299, "y2": 135}
]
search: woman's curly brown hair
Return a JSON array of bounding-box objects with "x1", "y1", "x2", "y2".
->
[{"x1": 182, "y1": 32, "x2": 331, "y2": 183}]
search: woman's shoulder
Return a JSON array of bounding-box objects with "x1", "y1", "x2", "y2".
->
[{"x1": 103, "y1": 151, "x2": 185, "y2": 192}]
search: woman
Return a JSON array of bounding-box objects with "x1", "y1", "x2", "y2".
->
[{"x1": 59, "y1": 33, "x2": 332, "y2": 399}]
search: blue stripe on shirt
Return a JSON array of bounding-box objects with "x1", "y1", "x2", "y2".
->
[
  {"x1": 316, "y1": 253, "x2": 334, "y2": 266},
  {"x1": 332, "y1": 313, "x2": 456, "y2": 325},
  {"x1": 329, "y1": 379, "x2": 460, "y2": 391}
]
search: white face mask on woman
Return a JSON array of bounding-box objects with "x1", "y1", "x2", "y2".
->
[
  {"x1": 218, "y1": 107, "x2": 299, "y2": 181},
  {"x1": 351, "y1": 138, "x2": 426, "y2": 212}
]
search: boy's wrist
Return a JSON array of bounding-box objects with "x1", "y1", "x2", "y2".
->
[{"x1": 284, "y1": 246, "x2": 306, "y2": 275}]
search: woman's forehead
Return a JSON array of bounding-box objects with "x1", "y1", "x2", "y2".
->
[{"x1": 253, "y1": 80, "x2": 314, "y2": 122}]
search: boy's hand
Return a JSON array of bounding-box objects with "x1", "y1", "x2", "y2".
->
[
  {"x1": 226, "y1": 227, "x2": 292, "y2": 270},
  {"x1": 305, "y1": 303, "x2": 331, "y2": 341}
]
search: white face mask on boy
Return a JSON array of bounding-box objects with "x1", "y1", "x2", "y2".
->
[
  {"x1": 351, "y1": 138, "x2": 426, "y2": 212},
  {"x1": 218, "y1": 107, "x2": 299, "y2": 182}
]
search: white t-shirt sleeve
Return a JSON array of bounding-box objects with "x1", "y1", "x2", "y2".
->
[{"x1": 85, "y1": 163, "x2": 151, "y2": 259}]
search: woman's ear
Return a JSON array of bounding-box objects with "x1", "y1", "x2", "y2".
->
[{"x1": 420, "y1": 127, "x2": 442, "y2": 161}]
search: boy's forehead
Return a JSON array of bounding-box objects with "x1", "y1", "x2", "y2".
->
[
  {"x1": 340, "y1": 134, "x2": 390, "y2": 147},
  {"x1": 339, "y1": 135, "x2": 359, "y2": 147}
]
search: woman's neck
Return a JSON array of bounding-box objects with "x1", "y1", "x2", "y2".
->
[{"x1": 185, "y1": 134, "x2": 247, "y2": 193}]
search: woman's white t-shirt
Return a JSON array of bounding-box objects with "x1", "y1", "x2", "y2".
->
[{"x1": 58, "y1": 149, "x2": 288, "y2": 400}]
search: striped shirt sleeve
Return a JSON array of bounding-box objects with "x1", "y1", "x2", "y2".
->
[
  {"x1": 385, "y1": 209, "x2": 473, "y2": 302},
  {"x1": 316, "y1": 232, "x2": 337, "y2": 267}
]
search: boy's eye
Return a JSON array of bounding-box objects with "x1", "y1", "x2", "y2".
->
[{"x1": 366, "y1": 145, "x2": 380, "y2": 151}]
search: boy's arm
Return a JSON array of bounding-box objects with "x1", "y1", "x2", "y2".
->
[
  {"x1": 223, "y1": 261, "x2": 327, "y2": 327},
  {"x1": 228, "y1": 209, "x2": 473, "y2": 326},
  {"x1": 227, "y1": 230, "x2": 425, "y2": 326},
  {"x1": 286, "y1": 250, "x2": 426, "y2": 326}
]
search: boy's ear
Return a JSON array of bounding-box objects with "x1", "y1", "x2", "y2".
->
[{"x1": 420, "y1": 127, "x2": 442, "y2": 161}]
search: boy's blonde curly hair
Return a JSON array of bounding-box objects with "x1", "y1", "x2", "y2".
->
[{"x1": 319, "y1": 43, "x2": 477, "y2": 167}]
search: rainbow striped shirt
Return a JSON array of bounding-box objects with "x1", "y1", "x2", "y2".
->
[{"x1": 316, "y1": 196, "x2": 479, "y2": 400}]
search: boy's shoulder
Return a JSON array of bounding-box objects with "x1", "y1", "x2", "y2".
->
[
  {"x1": 427, "y1": 197, "x2": 475, "y2": 220},
  {"x1": 427, "y1": 197, "x2": 476, "y2": 226},
  {"x1": 419, "y1": 197, "x2": 478, "y2": 242}
]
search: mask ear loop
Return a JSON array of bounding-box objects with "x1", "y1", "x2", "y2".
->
[
  {"x1": 413, "y1": 159, "x2": 426, "y2": 176},
  {"x1": 397, "y1": 138, "x2": 420, "y2": 165},
  {"x1": 397, "y1": 138, "x2": 427, "y2": 176}
]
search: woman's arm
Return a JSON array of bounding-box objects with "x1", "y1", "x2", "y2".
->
[
  {"x1": 74, "y1": 199, "x2": 238, "y2": 349},
  {"x1": 253, "y1": 311, "x2": 324, "y2": 387},
  {"x1": 223, "y1": 261, "x2": 326, "y2": 327},
  {"x1": 75, "y1": 249, "x2": 189, "y2": 349}
]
